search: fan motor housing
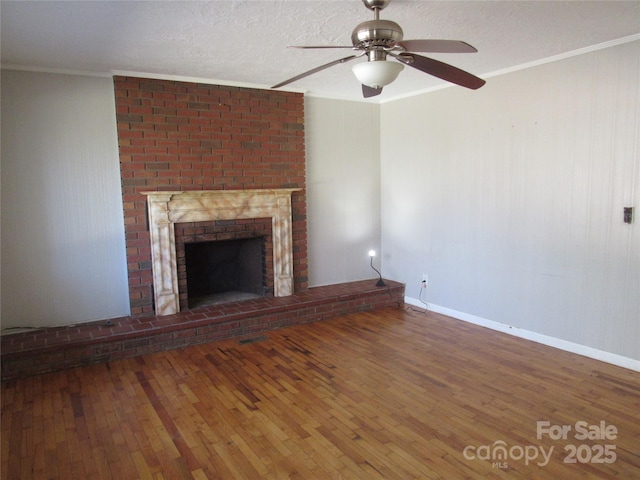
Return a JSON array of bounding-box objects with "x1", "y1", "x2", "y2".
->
[{"x1": 351, "y1": 19, "x2": 404, "y2": 48}]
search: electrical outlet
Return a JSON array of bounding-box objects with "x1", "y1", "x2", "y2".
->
[{"x1": 422, "y1": 274, "x2": 428, "y2": 286}]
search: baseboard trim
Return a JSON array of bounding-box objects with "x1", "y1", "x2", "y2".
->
[{"x1": 405, "y1": 296, "x2": 640, "y2": 372}]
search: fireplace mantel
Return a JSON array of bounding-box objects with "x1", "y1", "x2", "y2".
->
[{"x1": 143, "y1": 189, "x2": 301, "y2": 316}]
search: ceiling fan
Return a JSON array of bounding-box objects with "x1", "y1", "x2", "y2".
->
[{"x1": 272, "y1": 0, "x2": 486, "y2": 98}]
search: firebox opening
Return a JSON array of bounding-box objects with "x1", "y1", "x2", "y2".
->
[{"x1": 185, "y1": 237, "x2": 266, "y2": 308}]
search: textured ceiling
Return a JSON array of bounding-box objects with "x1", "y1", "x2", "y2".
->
[{"x1": 1, "y1": 1, "x2": 639, "y2": 102}]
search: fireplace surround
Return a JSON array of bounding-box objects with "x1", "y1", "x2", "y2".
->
[{"x1": 143, "y1": 188, "x2": 300, "y2": 316}]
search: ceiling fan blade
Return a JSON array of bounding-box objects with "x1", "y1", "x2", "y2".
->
[
  {"x1": 394, "y1": 53, "x2": 485, "y2": 90},
  {"x1": 362, "y1": 85, "x2": 383, "y2": 98},
  {"x1": 396, "y1": 40, "x2": 477, "y2": 53},
  {"x1": 272, "y1": 55, "x2": 359, "y2": 89}
]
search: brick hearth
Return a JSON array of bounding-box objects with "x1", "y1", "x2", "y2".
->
[{"x1": 1, "y1": 280, "x2": 404, "y2": 380}]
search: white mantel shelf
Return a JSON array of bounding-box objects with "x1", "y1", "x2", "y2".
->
[{"x1": 142, "y1": 189, "x2": 302, "y2": 316}]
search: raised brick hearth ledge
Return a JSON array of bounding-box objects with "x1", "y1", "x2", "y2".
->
[{"x1": 1, "y1": 280, "x2": 404, "y2": 380}]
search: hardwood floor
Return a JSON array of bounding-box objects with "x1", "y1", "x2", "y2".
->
[{"x1": 2, "y1": 307, "x2": 639, "y2": 479}]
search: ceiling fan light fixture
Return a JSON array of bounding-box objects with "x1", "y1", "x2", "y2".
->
[
  {"x1": 352, "y1": 60, "x2": 404, "y2": 89},
  {"x1": 273, "y1": 0, "x2": 485, "y2": 96}
]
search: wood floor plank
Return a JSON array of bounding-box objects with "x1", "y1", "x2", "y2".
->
[{"x1": 2, "y1": 307, "x2": 639, "y2": 479}]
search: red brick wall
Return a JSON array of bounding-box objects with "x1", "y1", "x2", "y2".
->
[{"x1": 113, "y1": 76, "x2": 307, "y2": 315}]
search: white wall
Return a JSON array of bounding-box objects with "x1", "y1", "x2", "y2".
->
[
  {"x1": 305, "y1": 97, "x2": 382, "y2": 286},
  {"x1": 1, "y1": 70, "x2": 130, "y2": 329},
  {"x1": 380, "y1": 41, "x2": 640, "y2": 362}
]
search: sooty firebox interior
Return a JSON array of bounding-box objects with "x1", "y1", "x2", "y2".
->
[{"x1": 185, "y1": 237, "x2": 266, "y2": 308}]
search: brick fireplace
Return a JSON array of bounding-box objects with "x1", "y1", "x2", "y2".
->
[{"x1": 114, "y1": 77, "x2": 308, "y2": 315}]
